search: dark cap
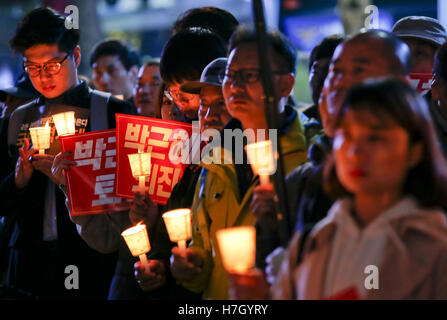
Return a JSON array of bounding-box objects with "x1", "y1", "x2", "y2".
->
[
  {"x1": 180, "y1": 57, "x2": 227, "y2": 94},
  {"x1": 392, "y1": 16, "x2": 447, "y2": 47},
  {"x1": 0, "y1": 73, "x2": 40, "y2": 102}
]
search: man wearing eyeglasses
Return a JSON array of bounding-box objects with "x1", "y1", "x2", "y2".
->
[
  {"x1": 169, "y1": 26, "x2": 308, "y2": 300},
  {"x1": 0, "y1": 7, "x2": 136, "y2": 299}
]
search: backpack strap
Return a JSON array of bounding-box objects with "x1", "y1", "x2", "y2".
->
[{"x1": 89, "y1": 89, "x2": 111, "y2": 131}]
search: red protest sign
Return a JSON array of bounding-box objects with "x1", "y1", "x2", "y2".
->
[
  {"x1": 60, "y1": 129, "x2": 131, "y2": 216},
  {"x1": 115, "y1": 114, "x2": 199, "y2": 205}
]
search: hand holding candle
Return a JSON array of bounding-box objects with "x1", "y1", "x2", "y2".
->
[
  {"x1": 128, "y1": 151, "x2": 151, "y2": 193},
  {"x1": 29, "y1": 121, "x2": 51, "y2": 155},
  {"x1": 121, "y1": 222, "x2": 151, "y2": 271},
  {"x1": 162, "y1": 208, "x2": 192, "y2": 255},
  {"x1": 245, "y1": 140, "x2": 276, "y2": 186}
]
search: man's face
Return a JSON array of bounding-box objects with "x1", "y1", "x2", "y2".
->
[
  {"x1": 309, "y1": 57, "x2": 331, "y2": 105},
  {"x1": 133, "y1": 64, "x2": 161, "y2": 117},
  {"x1": 403, "y1": 38, "x2": 437, "y2": 73},
  {"x1": 320, "y1": 39, "x2": 393, "y2": 136},
  {"x1": 92, "y1": 55, "x2": 136, "y2": 99},
  {"x1": 166, "y1": 81, "x2": 200, "y2": 120},
  {"x1": 23, "y1": 44, "x2": 80, "y2": 99},
  {"x1": 199, "y1": 85, "x2": 232, "y2": 133},
  {"x1": 222, "y1": 43, "x2": 290, "y2": 127}
]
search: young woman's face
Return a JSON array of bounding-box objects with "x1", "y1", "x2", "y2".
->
[{"x1": 333, "y1": 109, "x2": 420, "y2": 197}]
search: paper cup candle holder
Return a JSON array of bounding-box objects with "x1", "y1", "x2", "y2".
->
[
  {"x1": 162, "y1": 208, "x2": 192, "y2": 255},
  {"x1": 121, "y1": 222, "x2": 151, "y2": 270},
  {"x1": 53, "y1": 111, "x2": 76, "y2": 136},
  {"x1": 216, "y1": 226, "x2": 256, "y2": 273},
  {"x1": 29, "y1": 121, "x2": 51, "y2": 155},
  {"x1": 128, "y1": 150, "x2": 152, "y2": 193},
  {"x1": 245, "y1": 140, "x2": 276, "y2": 186}
]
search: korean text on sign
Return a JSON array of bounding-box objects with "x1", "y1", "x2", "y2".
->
[
  {"x1": 60, "y1": 129, "x2": 131, "y2": 215},
  {"x1": 115, "y1": 114, "x2": 197, "y2": 205}
]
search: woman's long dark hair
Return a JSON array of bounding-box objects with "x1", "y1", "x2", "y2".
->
[{"x1": 324, "y1": 77, "x2": 447, "y2": 209}]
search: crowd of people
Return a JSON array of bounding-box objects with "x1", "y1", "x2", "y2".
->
[{"x1": 0, "y1": 5, "x2": 446, "y2": 300}]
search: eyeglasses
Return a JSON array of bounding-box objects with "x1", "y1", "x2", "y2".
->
[
  {"x1": 164, "y1": 87, "x2": 196, "y2": 105},
  {"x1": 23, "y1": 54, "x2": 71, "y2": 77},
  {"x1": 220, "y1": 68, "x2": 288, "y2": 84}
]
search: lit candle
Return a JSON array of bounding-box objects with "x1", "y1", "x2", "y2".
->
[
  {"x1": 162, "y1": 208, "x2": 192, "y2": 255},
  {"x1": 128, "y1": 150, "x2": 151, "y2": 193},
  {"x1": 121, "y1": 223, "x2": 151, "y2": 271},
  {"x1": 53, "y1": 111, "x2": 76, "y2": 136},
  {"x1": 216, "y1": 226, "x2": 256, "y2": 273},
  {"x1": 29, "y1": 121, "x2": 51, "y2": 155},
  {"x1": 245, "y1": 140, "x2": 276, "y2": 186},
  {"x1": 114, "y1": 95, "x2": 124, "y2": 100}
]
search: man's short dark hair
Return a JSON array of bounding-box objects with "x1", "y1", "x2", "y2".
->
[
  {"x1": 434, "y1": 42, "x2": 447, "y2": 82},
  {"x1": 172, "y1": 7, "x2": 239, "y2": 43},
  {"x1": 160, "y1": 27, "x2": 227, "y2": 85},
  {"x1": 90, "y1": 39, "x2": 141, "y2": 70},
  {"x1": 308, "y1": 34, "x2": 344, "y2": 71},
  {"x1": 9, "y1": 7, "x2": 80, "y2": 54},
  {"x1": 228, "y1": 25, "x2": 297, "y2": 73}
]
